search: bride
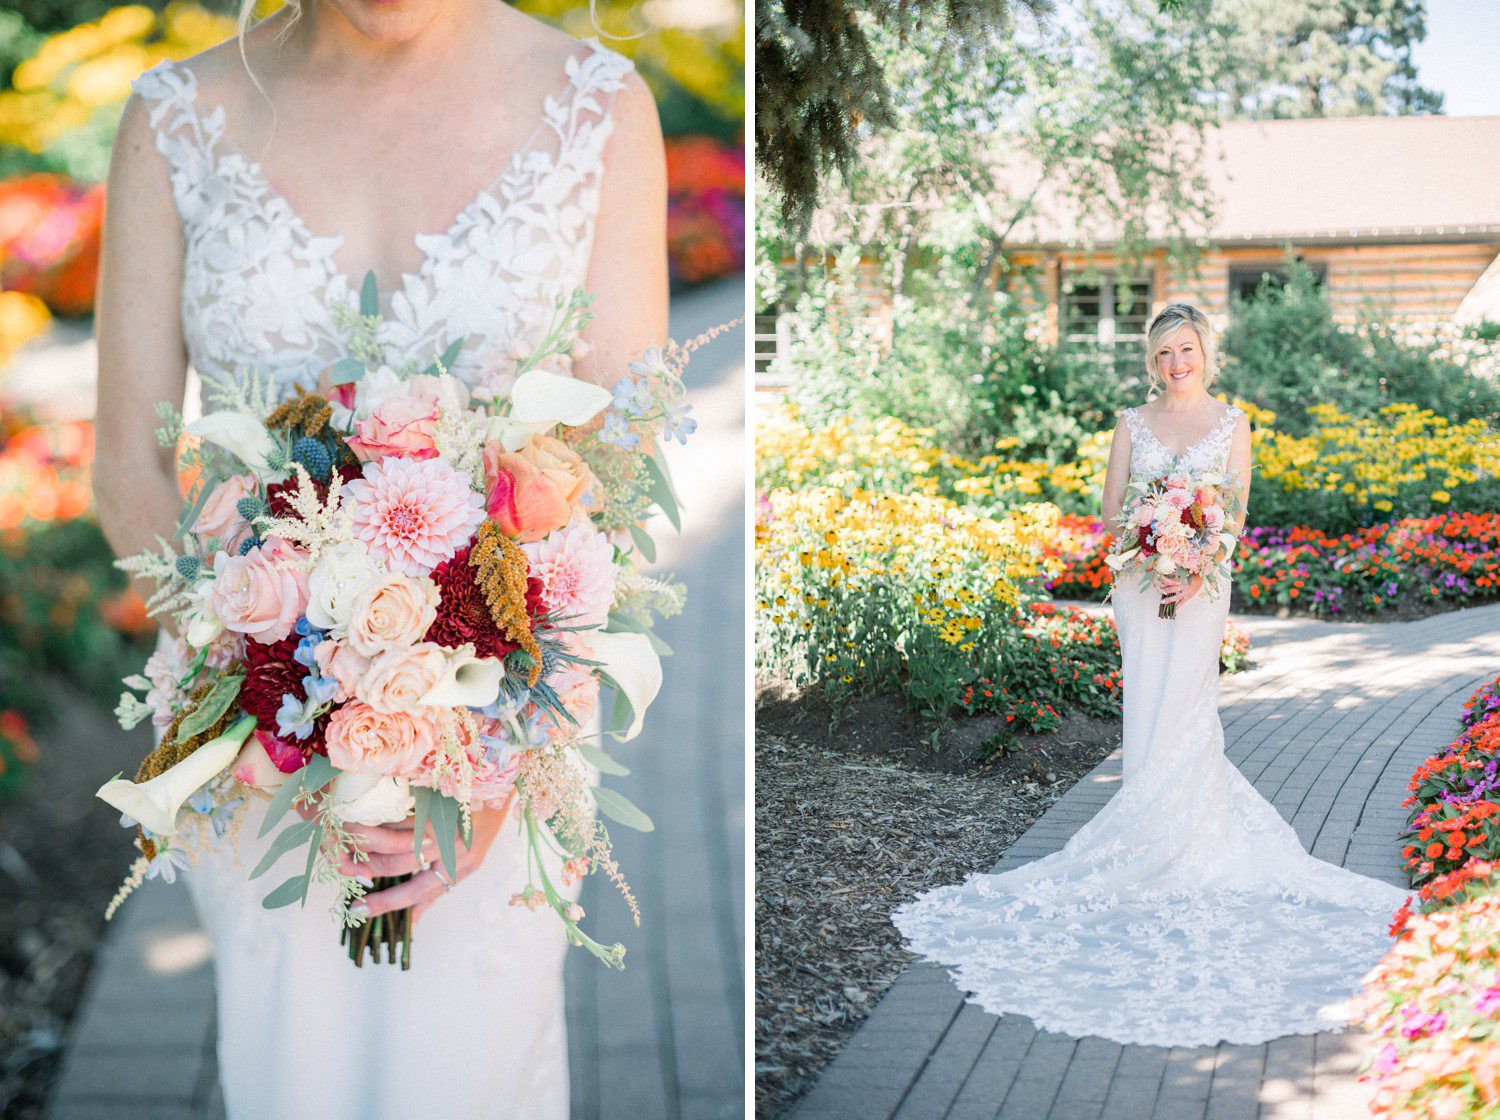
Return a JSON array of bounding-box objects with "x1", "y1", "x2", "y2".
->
[
  {"x1": 894, "y1": 303, "x2": 1413, "y2": 1048},
  {"x1": 92, "y1": 1, "x2": 666, "y2": 1116}
]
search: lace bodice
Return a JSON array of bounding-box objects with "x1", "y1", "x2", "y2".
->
[
  {"x1": 129, "y1": 39, "x2": 634, "y2": 398},
  {"x1": 1122, "y1": 403, "x2": 1242, "y2": 481}
]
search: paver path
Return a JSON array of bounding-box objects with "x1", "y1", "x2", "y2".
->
[
  {"x1": 788, "y1": 601, "x2": 1500, "y2": 1120},
  {"x1": 41, "y1": 278, "x2": 745, "y2": 1120}
]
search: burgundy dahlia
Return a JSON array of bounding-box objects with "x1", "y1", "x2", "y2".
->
[
  {"x1": 240, "y1": 633, "x2": 328, "y2": 754},
  {"x1": 263, "y1": 463, "x2": 362, "y2": 520},
  {"x1": 425, "y1": 545, "x2": 548, "y2": 660}
]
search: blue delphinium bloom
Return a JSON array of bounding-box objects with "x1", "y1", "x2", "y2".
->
[
  {"x1": 276, "y1": 694, "x2": 316, "y2": 740},
  {"x1": 144, "y1": 846, "x2": 191, "y2": 884},
  {"x1": 664, "y1": 401, "x2": 697, "y2": 445},
  {"x1": 611, "y1": 377, "x2": 653, "y2": 417},
  {"x1": 303, "y1": 674, "x2": 339, "y2": 708},
  {"x1": 599, "y1": 412, "x2": 641, "y2": 449}
]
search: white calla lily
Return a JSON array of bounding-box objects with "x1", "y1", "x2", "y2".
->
[
  {"x1": 184, "y1": 412, "x2": 281, "y2": 476},
  {"x1": 418, "y1": 649, "x2": 504, "y2": 709},
  {"x1": 486, "y1": 369, "x2": 613, "y2": 452},
  {"x1": 1103, "y1": 547, "x2": 1140, "y2": 572},
  {"x1": 1219, "y1": 532, "x2": 1239, "y2": 559},
  {"x1": 588, "y1": 629, "x2": 663, "y2": 742},
  {"x1": 97, "y1": 715, "x2": 256, "y2": 838},
  {"x1": 328, "y1": 772, "x2": 413, "y2": 827}
]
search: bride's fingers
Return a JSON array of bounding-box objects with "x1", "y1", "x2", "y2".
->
[
  {"x1": 335, "y1": 847, "x2": 434, "y2": 877},
  {"x1": 341, "y1": 822, "x2": 425, "y2": 855},
  {"x1": 357, "y1": 868, "x2": 453, "y2": 918}
]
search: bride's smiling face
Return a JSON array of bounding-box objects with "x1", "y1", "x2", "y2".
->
[
  {"x1": 1154, "y1": 325, "x2": 1206, "y2": 395},
  {"x1": 319, "y1": 0, "x2": 450, "y2": 43}
]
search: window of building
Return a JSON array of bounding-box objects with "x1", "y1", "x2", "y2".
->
[
  {"x1": 1061, "y1": 273, "x2": 1154, "y2": 364},
  {"x1": 1228, "y1": 261, "x2": 1326, "y2": 304}
]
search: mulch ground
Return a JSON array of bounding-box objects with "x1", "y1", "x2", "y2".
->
[
  {"x1": 0, "y1": 677, "x2": 150, "y2": 1120},
  {"x1": 753, "y1": 683, "x2": 1123, "y2": 1118}
]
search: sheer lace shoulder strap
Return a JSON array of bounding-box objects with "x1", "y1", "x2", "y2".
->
[
  {"x1": 129, "y1": 59, "x2": 224, "y2": 225},
  {"x1": 541, "y1": 39, "x2": 635, "y2": 176},
  {"x1": 1120, "y1": 406, "x2": 1146, "y2": 442}
]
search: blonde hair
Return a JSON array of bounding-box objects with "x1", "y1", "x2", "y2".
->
[
  {"x1": 234, "y1": 0, "x2": 301, "y2": 157},
  {"x1": 1144, "y1": 303, "x2": 1219, "y2": 392}
]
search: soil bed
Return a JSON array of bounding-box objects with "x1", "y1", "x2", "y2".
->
[
  {"x1": 0, "y1": 677, "x2": 150, "y2": 1120},
  {"x1": 753, "y1": 681, "x2": 1122, "y2": 1118}
]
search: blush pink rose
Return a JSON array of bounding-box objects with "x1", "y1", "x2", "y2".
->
[
  {"x1": 483, "y1": 436, "x2": 592, "y2": 543},
  {"x1": 324, "y1": 701, "x2": 434, "y2": 776},
  {"x1": 347, "y1": 394, "x2": 441, "y2": 463},
  {"x1": 354, "y1": 643, "x2": 448, "y2": 714},
  {"x1": 346, "y1": 573, "x2": 441, "y2": 657},
  {"x1": 194, "y1": 474, "x2": 256, "y2": 552},
  {"x1": 209, "y1": 535, "x2": 309, "y2": 645},
  {"x1": 313, "y1": 639, "x2": 372, "y2": 701}
]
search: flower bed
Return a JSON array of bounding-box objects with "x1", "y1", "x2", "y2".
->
[
  {"x1": 0, "y1": 408, "x2": 153, "y2": 706},
  {"x1": 665, "y1": 136, "x2": 743, "y2": 287},
  {"x1": 0, "y1": 174, "x2": 103, "y2": 316},
  {"x1": 1352, "y1": 675, "x2": 1500, "y2": 1119},
  {"x1": 1042, "y1": 513, "x2": 1500, "y2": 620}
]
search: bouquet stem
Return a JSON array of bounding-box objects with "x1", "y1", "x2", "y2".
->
[
  {"x1": 1158, "y1": 599, "x2": 1177, "y2": 620},
  {"x1": 341, "y1": 875, "x2": 415, "y2": 969}
]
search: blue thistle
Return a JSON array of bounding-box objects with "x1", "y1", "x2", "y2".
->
[
  {"x1": 238, "y1": 536, "x2": 264, "y2": 556},
  {"x1": 235, "y1": 495, "x2": 263, "y2": 522},
  {"x1": 174, "y1": 555, "x2": 201, "y2": 581},
  {"x1": 292, "y1": 437, "x2": 332, "y2": 483}
]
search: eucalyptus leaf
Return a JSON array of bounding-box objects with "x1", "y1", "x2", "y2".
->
[
  {"x1": 258, "y1": 765, "x2": 310, "y2": 838},
  {"x1": 420, "y1": 337, "x2": 465, "y2": 378},
  {"x1": 301, "y1": 823, "x2": 320, "y2": 907},
  {"x1": 172, "y1": 478, "x2": 215, "y2": 541},
  {"x1": 302, "y1": 754, "x2": 338, "y2": 795},
  {"x1": 577, "y1": 741, "x2": 630, "y2": 777},
  {"x1": 411, "y1": 786, "x2": 433, "y2": 860},
  {"x1": 605, "y1": 689, "x2": 635, "y2": 742},
  {"x1": 646, "y1": 631, "x2": 673, "y2": 658},
  {"x1": 360, "y1": 271, "x2": 379, "y2": 317},
  {"x1": 176, "y1": 675, "x2": 243, "y2": 740},
  {"x1": 605, "y1": 611, "x2": 650, "y2": 634},
  {"x1": 628, "y1": 523, "x2": 657, "y2": 564},
  {"x1": 262, "y1": 874, "x2": 309, "y2": 909},
  {"x1": 427, "y1": 792, "x2": 461, "y2": 883},
  {"x1": 249, "y1": 816, "x2": 318, "y2": 880},
  {"x1": 591, "y1": 786, "x2": 655, "y2": 833},
  {"x1": 329, "y1": 358, "x2": 366, "y2": 385},
  {"x1": 641, "y1": 447, "x2": 682, "y2": 531}
]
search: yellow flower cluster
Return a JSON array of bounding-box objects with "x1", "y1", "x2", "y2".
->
[
  {"x1": 0, "y1": 3, "x2": 236, "y2": 155},
  {"x1": 0, "y1": 290, "x2": 51, "y2": 366},
  {"x1": 1253, "y1": 402, "x2": 1499, "y2": 512},
  {"x1": 756, "y1": 485, "x2": 1061, "y2": 663},
  {"x1": 515, "y1": 0, "x2": 744, "y2": 123},
  {"x1": 757, "y1": 404, "x2": 1099, "y2": 511}
]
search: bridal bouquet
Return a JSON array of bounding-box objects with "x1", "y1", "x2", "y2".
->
[
  {"x1": 1103, "y1": 471, "x2": 1243, "y2": 619},
  {"x1": 99, "y1": 274, "x2": 715, "y2": 969}
]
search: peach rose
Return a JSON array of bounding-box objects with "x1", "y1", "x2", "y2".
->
[
  {"x1": 313, "y1": 639, "x2": 372, "y2": 701},
  {"x1": 209, "y1": 535, "x2": 309, "y2": 645},
  {"x1": 194, "y1": 474, "x2": 256, "y2": 552},
  {"x1": 483, "y1": 435, "x2": 593, "y2": 543},
  {"x1": 346, "y1": 573, "x2": 440, "y2": 657},
  {"x1": 324, "y1": 701, "x2": 434, "y2": 776},
  {"x1": 354, "y1": 643, "x2": 448, "y2": 714},
  {"x1": 347, "y1": 394, "x2": 441, "y2": 463}
]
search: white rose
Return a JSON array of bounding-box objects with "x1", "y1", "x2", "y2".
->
[
  {"x1": 183, "y1": 575, "x2": 226, "y2": 647},
  {"x1": 328, "y1": 772, "x2": 414, "y2": 827},
  {"x1": 305, "y1": 541, "x2": 379, "y2": 638}
]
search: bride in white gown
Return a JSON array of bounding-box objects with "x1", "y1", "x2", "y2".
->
[
  {"x1": 91, "y1": 2, "x2": 666, "y2": 1117},
  {"x1": 893, "y1": 303, "x2": 1414, "y2": 1048}
]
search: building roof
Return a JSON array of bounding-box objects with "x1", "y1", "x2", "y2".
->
[
  {"x1": 1008, "y1": 114, "x2": 1500, "y2": 248},
  {"x1": 814, "y1": 115, "x2": 1500, "y2": 249}
]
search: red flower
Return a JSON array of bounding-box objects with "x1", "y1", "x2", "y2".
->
[
  {"x1": 240, "y1": 634, "x2": 327, "y2": 754},
  {"x1": 425, "y1": 545, "x2": 547, "y2": 660},
  {"x1": 263, "y1": 463, "x2": 362, "y2": 520}
]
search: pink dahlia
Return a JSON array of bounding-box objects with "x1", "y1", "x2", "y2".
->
[
  {"x1": 344, "y1": 457, "x2": 485, "y2": 577},
  {"x1": 521, "y1": 514, "x2": 616, "y2": 629}
]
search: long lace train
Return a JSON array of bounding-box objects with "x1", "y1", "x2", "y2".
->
[{"x1": 892, "y1": 572, "x2": 1413, "y2": 1047}]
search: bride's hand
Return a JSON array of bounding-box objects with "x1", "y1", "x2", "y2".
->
[
  {"x1": 348, "y1": 792, "x2": 517, "y2": 925},
  {"x1": 1159, "y1": 573, "x2": 1204, "y2": 605}
]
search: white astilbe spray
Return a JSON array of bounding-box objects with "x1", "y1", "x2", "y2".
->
[
  {"x1": 256, "y1": 463, "x2": 354, "y2": 564},
  {"x1": 430, "y1": 375, "x2": 490, "y2": 488},
  {"x1": 116, "y1": 537, "x2": 194, "y2": 620},
  {"x1": 612, "y1": 570, "x2": 687, "y2": 622},
  {"x1": 201, "y1": 365, "x2": 285, "y2": 416}
]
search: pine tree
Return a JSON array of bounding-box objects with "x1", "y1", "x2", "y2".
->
[
  {"x1": 755, "y1": 0, "x2": 1053, "y2": 230},
  {"x1": 1221, "y1": 0, "x2": 1442, "y2": 119}
]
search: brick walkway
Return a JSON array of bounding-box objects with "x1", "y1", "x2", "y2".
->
[
  {"x1": 42, "y1": 279, "x2": 746, "y2": 1120},
  {"x1": 788, "y1": 601, "x2": 1500, "y2": 1120}
]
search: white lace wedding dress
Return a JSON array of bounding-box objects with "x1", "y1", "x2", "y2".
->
[
  {"x1": 893, "y1": 404, "x2": 1415, "y2": 1048},
  {"x1": 130, "y1": 37, "x2": 633, "y2": 1120}
]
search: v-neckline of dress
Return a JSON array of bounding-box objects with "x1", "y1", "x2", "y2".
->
[
  {"x1": 1133, "y1": 405, "x2": 1236, "y2": 460},
  {"x1": 161, "y1": 42, "x2": 595, "y2": 307}
]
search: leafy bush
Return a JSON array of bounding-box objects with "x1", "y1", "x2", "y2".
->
[{"x1": 1222, "y1": 258, "x2": 1500, "y2": 435}]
